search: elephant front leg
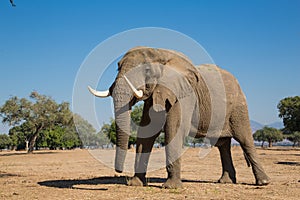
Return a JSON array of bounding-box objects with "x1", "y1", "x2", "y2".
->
[
  {"x1": 127, "y1": 135, "x2": 158, "y2": 186},
  {"x1": 128, "y1": 100, "x2": 163, "y2": 187},
  {"x1": 163, "y1": 102, "x2": 184, "y2": 189}
]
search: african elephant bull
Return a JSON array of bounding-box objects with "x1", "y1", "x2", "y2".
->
[{"x1": 88, "y1": 47, "x2": 270, "y2": 188}]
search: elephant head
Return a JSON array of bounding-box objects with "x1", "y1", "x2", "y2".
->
[{"x1": 88, "y1": 47, "x2": 203, "y2": 173}]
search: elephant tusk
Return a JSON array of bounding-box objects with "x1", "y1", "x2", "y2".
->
[
  {"x1": 88, "y1": 86, "x2": 110, "y2": 98},
  {"x1": 123, "y1": 75, "x2": 144, "y2": 99}
]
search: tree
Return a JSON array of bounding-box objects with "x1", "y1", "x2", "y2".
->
[
  {"x1": 278, "y1": 96, "x2": 300, "y2": 134},
  {"x1": 96, "y1": 130, "x2": 111, "y2": 148},
  {"x1": 0, "y1": 134, "x2": 12, "y2": 150},
  {"x1": 0, "y1": 92, "x2": 73, "y2": 153},
  {"x1": 8, "y1": 121, "x2": 33, "y2": 150},
  {"x1": 61, "y1": 126, "x2": 82, "y2": 149},
  {"x1": 286, "y1": 131, "x2": 300, "y2": 147},
  {"x1": 100, "y1": 103, "x2": 144, "y2": 148},
  {"x1": 101, "y1": 119, "x2": 116, "y2": 145},
  {"x1": 99, "y1": 103, "x2": 168, "y2": 148},
  {"x1": 44, "y1": 127, "x2": 64, "y2": 150},
  {"x1": 253, "y1": 127, "x2": 283, "y2": 148},
  {"x1": 184, "y1": 136, "x2": 203, "y2": 148},
  {"x1": 73, "y1": 113, "x2": 97, "y2": 148}
]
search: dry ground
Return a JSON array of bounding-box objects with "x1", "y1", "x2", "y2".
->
[{"x1": 0, "y1": 147, "x2": 299, "y2": 200}]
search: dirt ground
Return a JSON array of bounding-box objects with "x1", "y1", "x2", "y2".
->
[{"x1": 0, "y1": 147, "x2": 299, "y2": 200}]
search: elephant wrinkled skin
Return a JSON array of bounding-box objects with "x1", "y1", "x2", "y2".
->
[{"x1": 89, "y1": 47, "x2": 270, "y2": 188}]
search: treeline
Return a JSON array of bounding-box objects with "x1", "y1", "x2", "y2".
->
[
  {"x1": 253, "y1": 96, "x2": 300, "y2": 147},
  {"x1": 1, "y1": 93, "x2": 299, "y2": 151},
  {"x1": 0, "y1": 92, "x2": 100, "y2": 152}
]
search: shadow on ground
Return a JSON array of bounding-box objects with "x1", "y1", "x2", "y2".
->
[
  {"x1": 0, "y1": 151, "x2": 59, "y2": 157},
  {"x1": 0, "y1": 172, "x2": 21, "y2": 178},
  {"x1": 38, "y1": 176, "x2": 257, "y2": 190},
  {"x1": 276, "y1": 161, "x2": 300, "y2": 166}
]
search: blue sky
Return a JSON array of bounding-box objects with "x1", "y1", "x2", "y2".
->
[{"x1": 0, "y1": 0, "x2": 299, "y2": 132}]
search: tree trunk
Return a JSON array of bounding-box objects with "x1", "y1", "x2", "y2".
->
[
  {"x1": 261, "y1": 141, "x2": 264, "y2": 148},
  {"x1": 27, "y1": 125, "x2": 42, "y2": 153},
  {"x1": 268, "y1": 139, "x2": 272, "y2": 148}
]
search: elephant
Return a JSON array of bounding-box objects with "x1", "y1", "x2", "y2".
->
[{"x1": 88, "y1": 46, "x2": 270, "y2": 188}]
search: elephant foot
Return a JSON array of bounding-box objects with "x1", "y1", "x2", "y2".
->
[
  {"x1": 256, "y1": 176, "x2": 270, "y2": 186},
  {"x1": 127, "y1": 176, "x2": 147, "y2": 187},
  {"x1": 162, "y1": 178, "x2": 183, "y2": 189},
  {"x1": 218, "y1": 172, "x2": 236, "y2": 184}
]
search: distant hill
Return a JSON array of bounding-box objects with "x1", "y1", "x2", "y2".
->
[
  {"x1": 250, "y1": 120, "x2": 284, "y2": 133},
  {"x1": 232, "y1": 120, "x2": 284, "y2": 145}
]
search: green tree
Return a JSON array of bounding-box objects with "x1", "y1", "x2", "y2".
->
[
  {"x1": 278, "y1": 96, "x2": 300, "y2": 134},
  {"x1": 97, "y1": 130, "x2": 111, "y2": 148},
  {"x1": 8, "y1": 121, "x2": 34, "y2": 150},
  {"x1": 101, "y1": 119, "x2": 117, "y2": 146},
  {"x1": 102, "y1": 118, "x2": 138, "y2": 149},
  {"x1": 0, "y1": 92, "x2": 73, "y2": 153},
  {"x1": 99, "y1": 103, "x2": 168, "y2": 148},
  {"x1": 44, "y1": 126, "x2": 64, "y2": 150},
  {"x1": 184, "y1": 136, "x2": 203, "y2": 148},
  {"x1": 61, "y1": 126, "x2": 82, "y2": 149},
  {"x1": 286, "y1": 131, "x2": 300, "y2": 147},
  {"x1": 0, "y1": 134, "x2": 12, "y2": 150},
  {"x1": 73, "y1": 113, "x2": 97, "y2": 148},
  {"x1": 253, "y1": 127, "x2": 283, "y2": 148},
  {"x1": 131, "y1": 103, "x2": 143, "y2": 131}
]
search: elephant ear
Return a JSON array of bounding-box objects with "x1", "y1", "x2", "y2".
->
[{"x1": 152, "y1": 85, "x2": 177, "y2": 112}]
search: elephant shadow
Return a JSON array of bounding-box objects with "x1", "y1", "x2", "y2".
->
[{"x1": 38, "y1": 176, "x2": 256, "y2": 190}]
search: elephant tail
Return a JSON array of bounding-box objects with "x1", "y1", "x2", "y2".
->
[{"x1": 243, "y1": 152, "x2": 251, "y2": 167}]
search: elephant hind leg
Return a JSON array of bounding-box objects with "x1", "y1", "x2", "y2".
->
[
  {"x1": 216, "y1": 137, "x2": 236, "y2": 184},
  {"x1": 230, "y1": 106, "x2": 270, "y2": 185}
]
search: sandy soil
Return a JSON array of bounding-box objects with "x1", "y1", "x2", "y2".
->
[{"x1": 0, "y1": 147, "x2": 299, "y2": 200}]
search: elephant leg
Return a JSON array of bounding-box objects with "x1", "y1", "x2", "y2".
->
[
  {"x1": 231, "y1": 107, "x2": 270, "y2": 185},
  {"x1": 216, "y1": 138, "x2": 236, "y2": 184},
  {"x1": 128, "y1": 134, "x2": 159, "y2": 186},
  {"x1": 163, "y1": 102, "x2": 183, "y2": 189},
  {"x1": 128, "y1": 99, "x2": 163, "y2": 186}
]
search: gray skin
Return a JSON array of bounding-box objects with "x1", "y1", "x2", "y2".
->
[{"x1": 94, "y1": 47, "x2": 270, "y2": 188}]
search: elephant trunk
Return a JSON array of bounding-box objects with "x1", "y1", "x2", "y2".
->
[
  {"x1": 114, "y1": 108, "x2": 131, "y2": 173},
  {"x1": 113, "y1": 82, "x2": 132, "y2": 173}
]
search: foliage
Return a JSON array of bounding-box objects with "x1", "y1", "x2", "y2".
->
[
  {"x1": 100, "y1": 118, "x2": 136, "y2": 148},
  {"x1": 278, "y1": 96, "x2": 300, "y2": 134},
  {"x1": 100, "y1": 103, "x2": 145, "y2": 148},
  {"x1": 253, "y1": 127, "x2": 283, "y2": 147},
  {"x1": 0, "y1": 134, "x2": 12, "y2": 150},
  {"x1": 131, "y1": 103, "x2": 143, "y2": 131},
  {"x1": 184, "y1": 136, "x2": 203, "y2": 148},
  {"x1": 0, "y1": 92, "x2": 84, "y2": 152},
  {"x1": 61, "y1": 127, "x2": 82, "y2": 149},
  {"x1": 155, "y1": 133, "x2": 165, "y2": 147},
  {"x1": 73, "y1": 113, "x2": 97, "y2": 147},
  {"x1": 285, "y1": 131, "x2": 300, "y2": 147},
  {"x1": 8, "y1": 121, "x2": 34, "y2": 150},
  {"x1": 101, "y1": 119, "x2": 116, "y2": 145}
]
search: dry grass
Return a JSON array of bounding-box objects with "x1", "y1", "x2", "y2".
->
[{"x1": 0, "y1": 147, "x2": 299, "y2": 199}]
